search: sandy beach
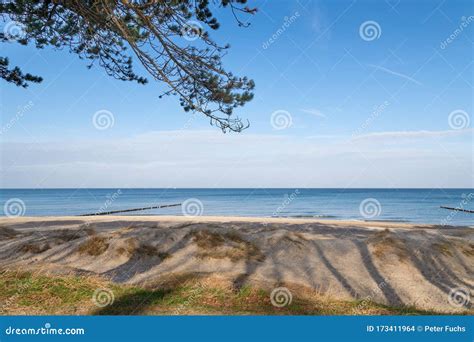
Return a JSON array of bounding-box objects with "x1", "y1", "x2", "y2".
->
[{"x1": 0, "y1": 216, "x2": 472, "y2": 313}]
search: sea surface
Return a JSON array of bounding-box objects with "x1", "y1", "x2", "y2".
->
[{"x1": 0, "y1": 188, "x2": 473, "y2": 226}]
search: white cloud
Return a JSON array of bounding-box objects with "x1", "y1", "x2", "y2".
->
[
  {"x1": 0, "y1": 130, "x2": 472, "y2": 188},
  {"x1": 352, "y1": 128, "x2": 473, "y2": 141},
  {"x1": 368, "y1": 64, "x2": 423, "y2": 86},
  {"x1": 300, "y1": 108, "x2": 327, "y2": 118}
]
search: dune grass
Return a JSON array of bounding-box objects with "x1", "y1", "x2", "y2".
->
[{"x1": 0, "y1": 270, "x2": 459, "y2": 316}]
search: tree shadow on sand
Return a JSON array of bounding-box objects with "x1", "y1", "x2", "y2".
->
[
  {"x1": 353, "y1": 240, "x2": 403, "y2": 306},
  {"x1": 93, "y1": 288, "x2": 171, "y2": 315}
]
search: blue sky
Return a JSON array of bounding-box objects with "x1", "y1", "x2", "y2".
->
[{"x1": 0, "y1": 0, "x2": 472, "y2": 188}]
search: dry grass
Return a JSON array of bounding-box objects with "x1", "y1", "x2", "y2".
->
[
  {"x1": 116, "y1": 238, "x2": 170, "y2": 260},
  {"x1": 116, "y1": 237, "x2": 138, "y2": 257},
  {"x1": 13, "y1": 229, "x2": 96, "y2": 255},
  {"x1": 190, "y1": 230, "x2": 264, "y2": 262},
  {"x1": 0, "y1": 226, "x2": 18, "y2": 240},
  {"x1": 77, "y1": 224, "x2": 97, "y2": 235},
  {"x1": 281, "y1": 233, "x2": 307, "y2": 248},
  {"x1": 0, "y1": 270, "x2": 464, "y2": 316},
  {"x1": 368, "y1": 229, "x2": 408, "y2": 261},
  {"x1": 432, "y1": 242, "x2": 453, "y2": 257},
  {"x1": 54, "y1": 229, "x2": 93, "y2": 242},
  {"x1": 77, "y1": 236, "x2": 109, "y2": 256},
  {"x1": 20, "y1": 243, "x2": 51, "y2": 254},
  {"x1": 461, "y1": 243, "x2": 474, "y2": 257},
  {"x1": 119, "y1": 225, "x2": 136, "y2": 232}
]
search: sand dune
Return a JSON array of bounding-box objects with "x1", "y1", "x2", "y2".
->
[{"x1": 0, "y1": 216, "x2": 472, "y2": 312}]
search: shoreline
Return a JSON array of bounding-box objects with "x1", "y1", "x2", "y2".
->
[{"x1": 1, "y1": 215, "x2": 472, "y2": 229}]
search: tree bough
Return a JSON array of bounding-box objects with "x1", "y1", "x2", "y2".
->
[{"x1": 0, "y1": 0, "x2": 256, "y2": 132}]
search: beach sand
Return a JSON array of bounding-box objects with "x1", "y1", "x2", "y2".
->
[{"x1": 0, "y1": 216, "x2": 472, "y2": 313}]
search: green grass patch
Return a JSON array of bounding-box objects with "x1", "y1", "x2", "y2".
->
[{"x1": 0, "y1": 270, "x2": 469, "y2": 316}]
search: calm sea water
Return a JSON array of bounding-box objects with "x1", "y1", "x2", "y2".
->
[{"x1": 0, "y1": 188, "x2": 473, "y2": 226}]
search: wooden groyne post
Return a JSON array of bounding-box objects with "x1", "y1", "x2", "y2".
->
[
  {"x1": 78, "y1": 203, "x2": 182, "y2": 216},
  {"x1": 440, "y1": 206, "x2": 474, "y2": 214}
]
